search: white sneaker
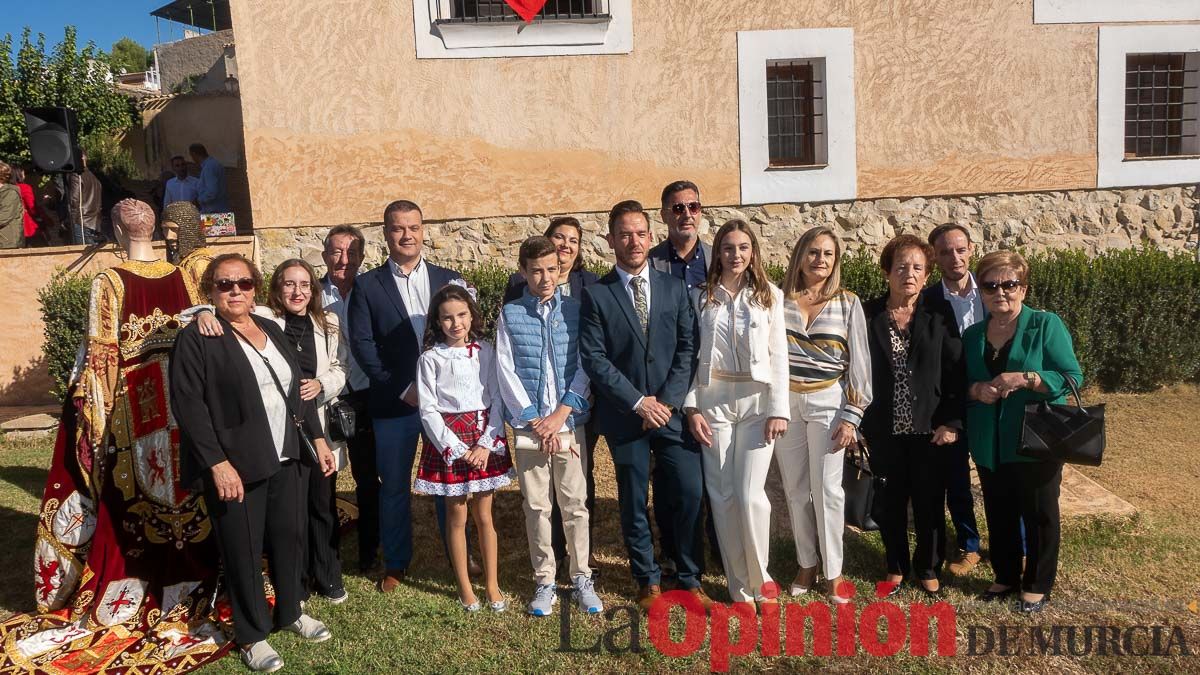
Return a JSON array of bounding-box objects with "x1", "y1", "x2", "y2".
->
[
  {"x1": 240, "y1": 641, "x2": 284, "y2": 673},
  {"x1": 284, "y1": 614, "x2": 332, "y2": 642}
]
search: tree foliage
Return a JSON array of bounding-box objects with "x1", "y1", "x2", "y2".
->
[
  {"x1": 0, "y1": 26, "x2": 135, "y2": 162},
  {"x1": 109, "y1": 37, "x2": 152, "y2": 75}
]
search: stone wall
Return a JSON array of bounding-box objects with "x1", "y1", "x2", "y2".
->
[
  {"x1": 155, "y1": 29, "x2": 235, "y2": 93},
  {"x1": 257, "y1": 185, "x2": 1200, "y2": 274}
]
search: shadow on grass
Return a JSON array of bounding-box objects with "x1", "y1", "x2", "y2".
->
[
  {"x1": 0, "y1": 504, "x2": 37, "y2": 614},
  {"x1": 0, "y1": 464, "x2": 48, "y2": 501}
]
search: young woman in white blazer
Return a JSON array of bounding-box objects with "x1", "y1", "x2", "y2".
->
[{"x1": 683, "y1": 219, "x2": 790, "y2": 606}]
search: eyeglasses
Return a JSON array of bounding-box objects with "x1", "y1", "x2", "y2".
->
[
  {"x1": 214, "y1": 277, "x2": 256, "y2": 293},
  {"x1": 282, "y1": 280, "x2": 313, "y2": 293},
  {"x1": 670, "y1": 201, "x2": 702, "y2": 215},
  {"x1": 980, "y1": 280, "x2": 1024, "y2": 294}
]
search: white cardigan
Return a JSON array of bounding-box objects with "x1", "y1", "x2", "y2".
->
[
  {"x1": 684, "y1": 283, "x2": 791, "y2": 421},
  {"x1": 252, "y1": 305, "x2": 350, "y2": 468}
]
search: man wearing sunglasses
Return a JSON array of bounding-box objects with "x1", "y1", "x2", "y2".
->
[
  {"x1": 647, "y1": 180, "x2": 720, "y2": 583},
  {"x1": 922, "y1": 223, "x2": 985, "y2": 577}
]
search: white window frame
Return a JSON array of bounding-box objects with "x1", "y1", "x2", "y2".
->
[
  {"x1": 1097, "y1": 25, "x2": 1200, "y2": 188},
  {"x1": 412, "y1": 0, "x2": 632, "y2": 59},
  {"x1": 1034, "y1": 0, "x2": 1200, "y2": 24},
  {"x1": 737, "y1": 28, "x2": 856, "y2": 205}
]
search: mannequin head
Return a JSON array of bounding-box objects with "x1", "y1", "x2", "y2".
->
[
  {"x1": 162, "y1": 201, "x2": 205, "y2": 262},
  {"x1": 111, "y1": 199, "x2": 156, "y2": 249}
]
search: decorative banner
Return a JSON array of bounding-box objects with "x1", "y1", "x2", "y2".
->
[{"x1": 504, "y1": 0, "x2": 549, "y2": 22}]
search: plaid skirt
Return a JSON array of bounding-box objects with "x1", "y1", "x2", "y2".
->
[{"x1": 414, "y1": 409, "x2": 514, "y2": 497}]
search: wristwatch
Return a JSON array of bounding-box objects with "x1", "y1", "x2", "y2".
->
[{"x1": 1023, "y1": 371, "x2": 1038, "y2": 387}]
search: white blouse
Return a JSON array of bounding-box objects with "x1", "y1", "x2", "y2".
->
[
  {"x1": 416, "y1": 341, "x2": 508, "y2": 463},
  {"x1": 238, "y1": 336, "x2": 293, "y2": 462},
  {"x1": 710, "y1": 284, "x2": 754, "y2": 375}
]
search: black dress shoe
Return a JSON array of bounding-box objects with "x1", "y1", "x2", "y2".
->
[
  {"x1": 980, "y1": 586, "x2": 1017, "y2": 602},
  {"x1": 1016, "y1": 597, "x2": 1049, "y2": 614},
  {"x1": 917, "y1": 582, "x2": 943, "y2": 599}
]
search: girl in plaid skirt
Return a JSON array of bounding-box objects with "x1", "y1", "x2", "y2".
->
[{"x1": 415, "y1": 283, "x2": 514, "y2": 612}]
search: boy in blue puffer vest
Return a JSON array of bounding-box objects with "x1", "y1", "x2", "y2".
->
[{"x1": 495, "y1": 236, "x2": 602, "y2": 617}]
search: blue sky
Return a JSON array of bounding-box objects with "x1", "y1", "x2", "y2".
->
[{"x1": 0, "y1": 1, "x2": 196, "y2": 54}]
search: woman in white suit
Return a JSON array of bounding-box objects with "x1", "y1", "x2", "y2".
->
[
  {"x1": 194, "y1": 258, "x2": 350, "y2": 603},
  {"x1": 684, "y1": 219, "x2": 790, "y2": 606}
]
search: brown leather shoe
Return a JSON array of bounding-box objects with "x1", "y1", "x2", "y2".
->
[
  {"x1": 377, "y1": 569, "x2": 406, "y2": 593},
  {"x1": 636, "y1": 584, "x2": 662, "y2": 611},
  {"x1": 948, "y1": 551, "x2": 982, "y2": 576},
  {"x1": 688, "y1": 587, "x2": 714, "y2": 611}
]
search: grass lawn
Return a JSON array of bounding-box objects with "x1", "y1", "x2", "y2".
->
[{"x1": 2, "y1": 387, "x2": 1199, "y2": 673}]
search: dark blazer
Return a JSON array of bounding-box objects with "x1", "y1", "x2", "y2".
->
[
  {"x1": 502, "y1": 268, "x2": 600, "y2": 304},
  {"x1": 347, "y1": 260, "x2": 462, "y2": 418},
  {"x1": 171, "y1": 314, "x2": 324, "y2": 487},
  {"x1": 579, "y1": 267, "x2": 697, "y2": 454},
  {"x1": 860, "y1": 295, "x2": 966, "y2": 445},
  {"x1": 920, "y1": 280, "x2": 987, "y2": 340},
  {"x1": 648, "y1": 239, "x2": 712, "y2": 276}
]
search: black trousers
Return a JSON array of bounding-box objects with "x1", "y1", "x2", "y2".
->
[
  {"x1": 977, "y1": 460, "x2": 1062, "y2": 595},
  {"x1": 344, "y1": 389, "x2": 380, "y2": 569},
  {"x1": 205, "y1": 460, "x2": 306, "y2": 645},
  {"x1": 304, "y1": 465, "x2": 344, "y2": 595},
  {"x1": 876, "y1": 434, "x2": 947, "y2": 581},
  {"x1": 550, "y1": 420, "x2": 598, "y2": 564}
]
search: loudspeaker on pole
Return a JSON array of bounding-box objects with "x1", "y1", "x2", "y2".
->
[{"x1": 23, "y1": 107, "x2": 84, "y2": 173}]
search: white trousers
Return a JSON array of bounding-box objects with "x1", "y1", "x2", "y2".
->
[
  {"x1": 695, "y1": 377, "x2": 777, "y2": 602},
  {"x1": 774, "y1": 383, "x2": 846, "y2": 580},
  {"x1": 513, "y1": 427, "x2": 591, "y2": 585}
]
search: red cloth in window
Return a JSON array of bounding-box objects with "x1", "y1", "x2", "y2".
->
[{"x1": 504, "y1": 0, "x2": 548, "y2": 22}]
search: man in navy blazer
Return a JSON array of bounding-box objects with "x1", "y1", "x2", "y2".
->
[
  {"x1": 348, "y1": 200, "x2": 463, "y2": 593},
  {"x1": 580, "y1": 200, "x2": 710, "y2": 611}
]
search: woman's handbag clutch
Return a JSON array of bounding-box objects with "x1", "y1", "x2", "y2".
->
[
  {"x1": 1018, "y1": 374, "x2": 1106, "y2": 466},
  {"x1": 325, "y1": 399, "x2": 357, "y2": 441},
  {"x1": 842, "y1": 438, "x2": 886, "y2": 532}
]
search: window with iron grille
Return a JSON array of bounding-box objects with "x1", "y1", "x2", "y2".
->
[
  {"x1": 442, "y1": 0, "x2": 609, "y2": 23},
  {"x1": 766, "y1": 59, "x2": 827, "y2": 168},
  {"x1": 1124, "y1": 52, "x2": 1200, "y2": 159}
]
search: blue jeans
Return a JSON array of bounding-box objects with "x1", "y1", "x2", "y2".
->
[{"x1": 374, "y1": 413, "x2": 448, "y2": 571}]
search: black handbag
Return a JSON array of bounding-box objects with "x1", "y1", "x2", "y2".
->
[
  {"x1": 1018, "y1": 374, "x2": 1105, "y2": 466},
  {"x1": 230, "y1": 325, "x2": 321, "y2": 465},
  {"x1": 325, "y1": 399, "x2": 356, "y2": 442},
  {"x1": 842, "y1": 438, "x2": 886, "y2": 532}
]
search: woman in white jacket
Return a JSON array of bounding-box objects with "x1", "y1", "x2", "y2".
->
[{"x1": 684, "y1": 219, "x2": 789, "y2": 606}]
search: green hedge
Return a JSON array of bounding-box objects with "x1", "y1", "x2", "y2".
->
[{"x1": 36, "y1": 248, "x2": 1200, "y2": 400}]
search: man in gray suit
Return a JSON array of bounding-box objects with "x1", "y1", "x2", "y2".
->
[{"x1": 648, "y1": 180, "x2": 711, "y2": 289}]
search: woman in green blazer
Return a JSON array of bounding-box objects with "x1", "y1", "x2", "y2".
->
[{"x1": 963, "y1": 251, "x2": 1083, "y2": 614}]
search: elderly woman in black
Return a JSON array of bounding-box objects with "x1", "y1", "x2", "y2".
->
[
  {"x1": 861, "y1": 235, "x2": 965, "y2": 598},
  {"x1": 171, "y1": 253, "x2": 337, "y2": 673}
]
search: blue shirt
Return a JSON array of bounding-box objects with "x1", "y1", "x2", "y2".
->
[
  {"x1": 655, "y1": 241, "x2": 707, "y2": 289},
  {"x1": 197, "y1": 156, "x2": 231, "y2": 213}
]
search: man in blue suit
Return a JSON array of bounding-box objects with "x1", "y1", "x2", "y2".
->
[
  {"x1": 580, "y1": 200, "x2": 711, "y2": 611},
  {"x1": 348, "y1": 200, "x2": 463, "y2": 593}
]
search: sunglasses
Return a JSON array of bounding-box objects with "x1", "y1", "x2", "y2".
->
[
  {"x1": 214, "y1": 277, "x2": 256, "y2": 293},
  {"x1": 980, "y1": 280, "x2": 1024, "y2": 294},
  {"x1": 670, "y1": 201, "x2": 702, "y2": 215}
]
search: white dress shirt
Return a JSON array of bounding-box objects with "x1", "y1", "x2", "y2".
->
[
  {"x1": 238, "y1": 337, "x2": 292, "y2": 462},
  {"x1": 943, "y1": 274, "x2": 985, "y2": 335},
  {"x1": 389, "y1": 257, "x2": 431, "y2": 342},
  {"x1": 163, "y1": 175, "x2": 200, "y2": 208},
  {"x1": 321, "y1": 278, "x2": 370, "y2": 392},
  {"x1": 710, "y1": 284, "x2": 754, "y2": 375},
  {"x1": 494, "y1": 298, "x2": 590, "y2": 433}
]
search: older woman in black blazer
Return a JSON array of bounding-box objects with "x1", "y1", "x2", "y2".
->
[
  {"x1": 861, "y1": 235, "x2": 965, "y2": 598},
  {"x1": 171, "y1": 253, "x2": 337, "y2": 673}
]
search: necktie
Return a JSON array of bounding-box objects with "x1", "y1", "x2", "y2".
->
[{"x1": 631, "y1": 276, "x2": 648, "y2": 335}]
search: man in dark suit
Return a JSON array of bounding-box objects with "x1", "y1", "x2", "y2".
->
[
  {"x1": 647, "y1": 180, "x2": 719, "y2": 579},
  {"x1": 580, "y1": 200, "x2": 710, "y2": 611},
  {"x1": 348, "y1": 200, "x2": 463, "y2": 593},
  {"x1": 922, "y1": 223, "x2": 985, "y2": 576}
]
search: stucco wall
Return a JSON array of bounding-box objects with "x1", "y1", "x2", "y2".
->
[
  {"x1": 229, "y1": 0, "x2": 1103, "y2": 229},
  {"x1": 0, "y1": 237, "x2": 256, "y2": 406}
]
